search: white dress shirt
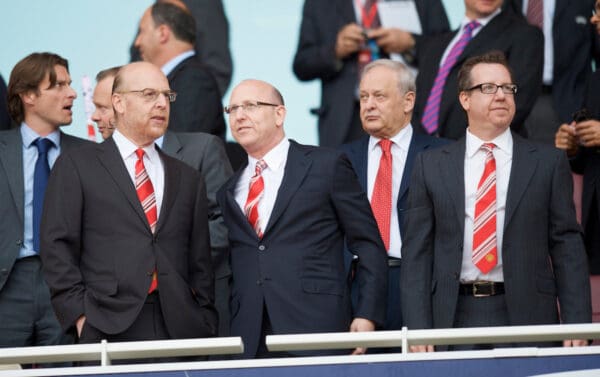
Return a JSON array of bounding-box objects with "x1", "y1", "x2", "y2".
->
[
  {"x1": 367, "y1": 124, "x2": 412, "y2": 258},
  {"x1": 461, "y1": 128, "x2": 513, "y2": 282},
  {"x1": 235, "y1": 138, "x2": 290, "y2": 233},
  {"x1": 521, "y1": 0, "x2": 556, "y2": 85},
  {"x1": 112, "y1": 129, "x2": 165, "y2": 219},
  {"x1": 161, "y1": 50, "x2": 195, "y2": 77}
]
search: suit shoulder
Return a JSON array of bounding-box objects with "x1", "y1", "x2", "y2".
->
[{"x1": 292, "y1": 140, "x2": 347, "y2": 162}]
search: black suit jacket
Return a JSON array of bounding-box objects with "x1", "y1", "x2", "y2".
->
[
  {"x1": 292, "y1": 0, "x2": 450, "y2": 147},
  {"x1": 217, "y1": 140, "x2": 388, "y2": 358},
  {"x1": 41, "y1": 138, "x2": 218, "y2": 339},
  {"x1": 0, "y1": 129, "x2": 90, "y2": 291},
  {"x1": 0, "y1": 75, "x2": 11, "y2": 130},
  {"x1": 401, "y1": 133, "x2": 591, "y2": 330},
  {"x1": 167, "y1": 56, "x2": 226, "y2": 139},
  {"x1": 505, "y1": 0, "x2": 600, "y2": 123},
  {"x1": 413, "y1": 10, "x2": 544, "y2": 139}
]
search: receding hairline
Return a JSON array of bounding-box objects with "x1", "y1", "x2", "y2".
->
[{"x1": 234, "y1": 79, "x2": 285, "y2": 106}]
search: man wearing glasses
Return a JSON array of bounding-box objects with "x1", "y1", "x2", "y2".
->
[
  {"x1": 401, "y1": 51, "x2": 591, "y2": 351},
  {"x1": 218, "y1": 79, "x2": 388, "y2": 358},
  {"x1": 41, "y1": 62, "x2": 217, "y2": 353}
]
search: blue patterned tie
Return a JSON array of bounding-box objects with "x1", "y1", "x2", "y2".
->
[{"x1": 32, "y1": 138, "x2": 54, "y2": 253}]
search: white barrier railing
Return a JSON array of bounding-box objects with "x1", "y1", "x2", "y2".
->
[
  {"x1": 266, "y1": 323, "x2": 600, "y2": 353},
  {"x1": 0, "y1": 337, "x2": 244, "y2": 366}
]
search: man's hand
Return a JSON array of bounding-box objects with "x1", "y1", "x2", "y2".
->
[
  {"x1": 368, "y1": 28, "x2": 415, "y2": 54},
  {"x1": 349, "y1": 317, "x2": 375, "y2": 355},
  {"x1": 335, "y1": 23, "x2": 366, "y2": 59},
  {"x1": 563, "y1": 339, "x2": 588, "y2": 347},
  {"x1": 575, "y1": 119, "x2": 600, "y2": 148},
  {"x1": 410, "y1": 344, "x2": 435, "y2": 353},
  {"x1": 76, "y1": 315, "x2": 86, "y2": 337},
  {"x1": 555, "y1": 122, "x2": 579, "y2": 157}
]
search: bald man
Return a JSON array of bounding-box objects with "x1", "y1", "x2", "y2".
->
[{"x1": 41, "y1": 62, "x2": 217, "y2": 348}]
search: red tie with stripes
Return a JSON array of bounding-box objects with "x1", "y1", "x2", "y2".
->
[
  {"x1": 472, "y1": 143, "x2": 497, "y2": 274},
  {"x1": 244, "y1": 159, "x2": 267, "y2": 238},
  {"x1": 135, "y1": 148, "x2": 158, "y2": 293},
  {"x1": 371, "y1": 139, "x2": 392, "y2": 251}
]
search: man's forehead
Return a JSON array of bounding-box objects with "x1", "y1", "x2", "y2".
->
[{"x1": 471, "y1": 63, "x2": 510, "y2": 79}]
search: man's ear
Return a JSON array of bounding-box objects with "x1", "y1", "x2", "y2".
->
[
  {"x1": 458, "y1": 91, "x2": 470, "y2": 112},
  {"x1": 20, "y1": 91, "x2": 37, "y2": 106}
]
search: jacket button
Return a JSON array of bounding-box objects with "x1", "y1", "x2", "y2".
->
[
  {"x1": 258, "y1": 245, "x2": 266, "y2": 251},
  {"x1": 256, "y1": 279, "x2": 262, "y2": 285},
  {"x1": 147, "y1": 271, "x2": 153, "y2": 276},
  {"x1": 16, "y1": 239, "x2": 23, "y2": 246}
]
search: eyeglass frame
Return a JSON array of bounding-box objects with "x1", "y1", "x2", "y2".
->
[
  {"x1": 224, "y1": 101, "x2": 281, "y2": 115},
  {"x1": 465, "y1": 83, "x2": 518, "y2": 95},
  {"x1": 116, "y1": 88, "x2": 177, "y2": 103}
]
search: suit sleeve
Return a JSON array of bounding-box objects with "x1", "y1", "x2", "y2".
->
[
  {"x1": 293, "y1": 0, "x2": 344, "y2": 82},
  {"x1": 509, "y1": 24, "x2": 544, "y2": 133},
  {"x1": 419, "y1": 0, "x2": 450, "y2": 35},
  {"x1": 330, "y1": 153, "x2": 388, "y2": 327},
  {"x1": 400, "y1": 152, "x2": 434, "y2": 329},
  {"x1": 548, "y1": 151, "x2": 592, "y2": 323},
  {"x1": 40, "y1": 152, "x2": 85, "y2": 331}
]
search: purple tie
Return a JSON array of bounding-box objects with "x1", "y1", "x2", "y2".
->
[{"x1": 421, "y1": 20, "x2": 480, "y2": 135}]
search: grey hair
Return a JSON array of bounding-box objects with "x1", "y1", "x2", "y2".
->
[{"x1": 361, "y1": 59, "x2": 416, "y2": 94}]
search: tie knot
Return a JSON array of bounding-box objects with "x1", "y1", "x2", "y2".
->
[
  {"x1": 135, "y1": 148, "x2": 145, "y2": 160},
  {"x1": 481, "y1": 142, "x2": 495, "y2": 154},
  {"x1": 33, "y1": 138, "x2": 54, "y2": 155},
  {"x1": 465, "y1": 20, "x2": 481, "y2": 34},
  {"x1": 379, "y1": 139, "x2": 392, "y2": 154},
  {"x1": 255, "y1": 159, "x2": 267, "y2": 175}
]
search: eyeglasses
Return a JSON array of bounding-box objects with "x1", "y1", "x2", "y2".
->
[
  {"x1": 466, "y1": 83, "x2": 518, "y2": 95},
  {"x1": 224, "y1": 101, "x2": 280, "y2": 115},
  {"x1": 117, "y1": 88, "x2": 177, "y2": 103}
]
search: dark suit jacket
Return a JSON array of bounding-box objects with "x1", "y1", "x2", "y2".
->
[
  {"x1": 412, "y1": 10, "x2": 544, "y2": 139},
  {"x1": 167, "y1": 56, "x2": 226, "y2": 139},
  {"x1": 401, "y1": 133, "x2": 592, "y2": 331},
  {"x1": 505, "y1": 0, "x2": 600, "y2": 123},
  {"x1": 292, "y1": 0, "x2": 450, "y2": 147},
  {"x1": 0, "y1": 129, "x2": 89, "y2": 291},
  {"x1": 161, "y1": 131, "x2": 233, "y2": 336},
  {"x1": 130, "y1": 0, "x2": 233, "y2": 95},
  {"x1": 41, "y1": 137, "x2": 218, "y2": 339},
  {"x1": 0, "y1": 75, "x2": 11, "y2": 130},
  {"x1": 217, "y1": 140, "x2": 388, "y2": 358}
]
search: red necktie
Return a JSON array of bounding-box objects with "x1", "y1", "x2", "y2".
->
[
  {"x1": 526, "y1": 0, "x2": 543, "y2": 29},
  {"x1": 244, "y1": 159, "x2": 267, "y2": 238},
  {"x1": 135, "y1": 148, "x2": 158, "y2": 293},
  {"x1": 472, "y1": 143, "x2": 497, "y2": 274},
  {"x1": 371, "y1": 139, "x2": 392, "y2": 251}
]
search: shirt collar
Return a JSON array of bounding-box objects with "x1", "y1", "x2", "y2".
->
[
  {"x1": 460, "y1": 7, "x2": 501, "y2": 30},
  {"x1": 20, "y1": 122, "x2": 61, "y2": 148},
  {"x1": 247, "y1": 138, "x2": 290, "y2": 173},
  {"x1": 466, "y1": 127, "x2": 513, "y2": 158},
  {"x1": 368, "y1": 124, "x2": 413, "y2": 153},
  {"x1": 112, "y1": 129, "x2": 159, "y2": 163},
  {"x1": 161, "y1": 50, "x2": 196, "y2": 77}
]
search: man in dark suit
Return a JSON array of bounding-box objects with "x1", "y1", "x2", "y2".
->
[
  {"x1": 505, "y1": 0, "x2": 600, "y2": 144},
  {"x1": 412, "y1": 0, "x2": 543, "y2": 140},
  {"x1": 135, "y1": 2, "x2": 226, "y2": 139},
  {"x1": 401, "y1": 52, "x2": 591, "y2": 352},
  {"x1": 555, "y1": 1, "x2": 600, "y2": 274},
  {"x1": 90, "y1": 66, "x2": 234, "y2": 336},
  {"x1": 218, "y1": 79, "x2": 388, "y2": 358},
  {"x1": 0, "y1": 52, "x2": 90, "y2": 348},
  {"x1": 341, "y1": 59, "x2": 446, "y2": 341},
  {"x1": 293, "y1": 0, "x2": 450, "y2": 148},
  {"x1": 41, "y1": 62, "x2": 217, "y2": 348}
]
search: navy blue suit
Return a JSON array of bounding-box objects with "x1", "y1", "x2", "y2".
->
[{"x1": 340, "y1": 131, "x2": 448, "y2": 332}]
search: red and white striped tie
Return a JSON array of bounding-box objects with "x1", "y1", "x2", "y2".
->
[
  {"x1": 244, "y1": 159, "x2": 267, "y2": 238},
  {"x1": 135, "y1": 148, "x2": 158, "y2": 293},
  {"x1": 472, "y1": 143, "x2": 497, "y2": 274}
]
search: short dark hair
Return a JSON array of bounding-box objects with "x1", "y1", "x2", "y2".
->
[
  {"x1": 151, "y1": 2, "x2": 196, "y2": 45},
  {"x1": 96, "y1": 66, "x2": 121, "y2": 82},
  {"x1": 457, "y1": 51, "x2": 514, "y2": 93},
  {"x1": 7, "y1": 52, "x2": 69, "y2": 124}
]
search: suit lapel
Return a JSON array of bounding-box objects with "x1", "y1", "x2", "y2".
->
[
  {"x1": 441, "y1": 139, "x2": 466, "y2": 233},
  {"x1": 156, "y1": 148, "x2": 179, "y2": 233},
  {"x1": 348, "y1": 137, "x2": 369, "y2": 192},
  {"x1": 225, "y1": 163, "x2": 257, "y2": 239},
  {"x1": 97, "y1": 138, "x2": 151, "y2": 231},
  {"x1": 504, "y1": 134, "x2": 537, "y2": 229},
  {"x1": 400, "y1": 133, "x2": 427, "y2": 203},
  {"x1": 263, "y1": 141, "x2": 312, "y2": 235},
  {"x1": 0, "y1": 129, "x2": 25, "y2": 223}
]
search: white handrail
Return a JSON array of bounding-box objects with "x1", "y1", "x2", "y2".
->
[{"x1": 266, "y1": 323, "x2": 600, "y2": 353}]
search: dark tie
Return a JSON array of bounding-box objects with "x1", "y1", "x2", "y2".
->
[
  {"x1": 421, "y1": 20, "x2": 480, "y2": 134},
  {"x1": 371, "y1": 139, "x2": 393, "y2": 251},
  {"x1": 472, "y1": 143, "x2": 497, "y2": 274},
  {"x1": 32, "y1": 138, "x2": 54, "y2": 253},
  {"x1": 526, "y1": 0, "x2": 543, "y2": 29}
]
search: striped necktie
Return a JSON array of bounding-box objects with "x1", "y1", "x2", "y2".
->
[
  {"x1": 472, "y1": 143, "x2": 497, "y2": 274},
  {"x1": 244, "y1": 159, "x2": 267, "y2": 238}
]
